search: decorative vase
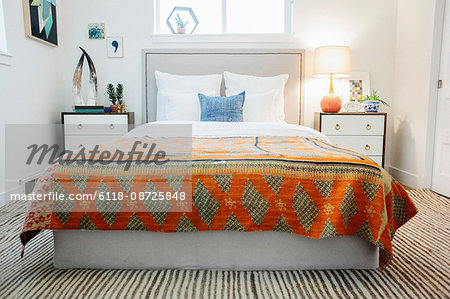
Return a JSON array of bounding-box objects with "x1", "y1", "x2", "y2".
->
[
  {"x1": 110, "y1": 105, "x2": 118, "y2": 113},
  {"x1": 72, "y1": 47, "x2": 98, "y2": 106},
  {"x1": 362, "y1": 101, "x2": 380, "y2": 113},
  {"x1": 320, "y1": 93, "x2": 342, "y2": 113},
  {"x1": 177, "y1": 28, "x2": 186, "y2": 34}
]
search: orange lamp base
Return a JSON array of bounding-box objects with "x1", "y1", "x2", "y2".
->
[{"x1": 320, "y1": 93, "x2": 342, "y2": 113}]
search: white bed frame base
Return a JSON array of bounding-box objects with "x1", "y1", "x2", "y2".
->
[{"x1": 54, "y1": 231, "x2": 378, "y2": 270}]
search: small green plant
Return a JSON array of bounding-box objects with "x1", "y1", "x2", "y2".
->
[
  {"x1": 116, "y1": 84, "x2": 124, "y2": 105},
  {"x1": 107, "y1": 83, "x2": 117, "y2": 105},
  {"x1": 358, "y1": 89, "x2": 390, "y2": 107},
  {"x1": 175, "y1": 13, "x2": 188, "y2": 29}
]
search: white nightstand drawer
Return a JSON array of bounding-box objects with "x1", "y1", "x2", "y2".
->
[
  {"x1": 321, "y1": 115, "x2": 385, "y2": 136},
  {"x1": 64, "y1": 114, "x2": 128, "y2": 125},
  {"x1": 328, "y1": 136, "x2": 384, "y2": 155},
  {"x1": 367, "y1": 155, "x2": 382, "y2": 166},
  {"x1": 314, "y1": 112, "x2": 386, "y2": 167},
  {"x1": 64, "y1": 123, "x2": 128, "y2": 136},
  {"x1": 65, "y1": 135, "x2": 121, "y2": 151},
  {"x1": 64, "y1": 114, "x2": 129, "y2": 136},
  {"x1": 62, "y1": 112, "x2": 134, "y2": 152}
]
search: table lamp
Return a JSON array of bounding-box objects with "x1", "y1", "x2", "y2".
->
[{"x1": 313, "y1": 46, "x2": 351, "y2": 113}]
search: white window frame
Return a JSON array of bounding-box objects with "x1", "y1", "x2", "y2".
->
[{"x1": 153, "y1": 0, "x2": 293, "y2": 37}]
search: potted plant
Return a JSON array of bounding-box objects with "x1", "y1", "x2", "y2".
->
[
  {"x1": 358, "y1": 90, "x2": 390, "y2": 113},
  {"x1": 116, "y1": 84, "x2": 126, "y2": 113},
  {"x1": 107, "y1": 83, "x2": 118, "y2": 112},
  {"x1": 175, "y1": 13, "x2": 188, "y2": 34}
]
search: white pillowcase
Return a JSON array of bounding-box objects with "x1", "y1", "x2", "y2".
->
[
  {"x1": 227, "y1": 89, "x2": 278, "y2": 122},
  {"x1": 155, "y1": 71, "x2": 222, "y2": 121},
  {"x1": 162, "y1": 90, "x2": 216, "y2": 121},
  {"x1": 224, "y1": 71, "x2": 289, "y2": 122}
]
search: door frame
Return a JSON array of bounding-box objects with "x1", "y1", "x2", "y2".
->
[{"x1": 425, "y1": 0, "x2": 446, "y2": 188}]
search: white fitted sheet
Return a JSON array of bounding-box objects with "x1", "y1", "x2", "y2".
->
[{"x1": 125, "y1": 121, "x2": 331, "y2": 142}]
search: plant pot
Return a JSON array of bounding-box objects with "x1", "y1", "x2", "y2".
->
[
  {"x1": 117, "y1": 104, "x2": 126, "y2": 113},
  {"x1": 177, "y1": 28, "x2": 186, "y2": 34},
  {"x1": 110, "y1": 105, "x2": 118, "y2": 113},
  {"x1": 362, "y1": 101, "x2": 380, "y2": 113}
]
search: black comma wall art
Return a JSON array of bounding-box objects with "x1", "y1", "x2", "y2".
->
[{"x1": 22, "y1": 0, "x2": 58, "y2": 46}]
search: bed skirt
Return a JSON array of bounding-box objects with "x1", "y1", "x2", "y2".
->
[{"x1": 53, "y1": 231, "x2": 379, "y2": 270}]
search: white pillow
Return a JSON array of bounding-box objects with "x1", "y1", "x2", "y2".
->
[
  {"x1": 224, "y1": 71, "x2": 289, "y2": 122},
  {"x1": 155, "y1": 71, "x2": 222, "y2": 121},
  {"x1": 227, "y1": 89, "x2": 279, "y2": 122},
  {"x1": 163, "y1": 90, "x2": 216, "y2": 121}
]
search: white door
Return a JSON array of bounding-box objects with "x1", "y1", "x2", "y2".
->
[{"x1": 432, "y1": 1, "x2": 450, "y2": 197}]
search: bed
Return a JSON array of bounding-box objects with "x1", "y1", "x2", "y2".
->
[{"x1": 20, "y1": 50, "x2": 417, "y2": 270}]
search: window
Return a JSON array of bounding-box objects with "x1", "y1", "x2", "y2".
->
[
  {"x1": 0, "y1": 0, "x2": 7, "y2": 53},
  {"x1": 155, "y1": 0, "x2": 292, "y2": 35}
]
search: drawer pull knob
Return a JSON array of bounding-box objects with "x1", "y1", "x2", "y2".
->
[
  {"x1": 365, "y1": 144, "x2": 371, "y2": 151},
  {"x1": 366, "y1": 124, "x2": 372, "y2": 130},
  {"x1": 335, "y1": 124, "x2": 341, "y2": 130},
  {"x1": 109, "y1": 124, "x2": 115, "y2": 129},
  {"x1": 77, "y1": 124, "x2": 83, "y2": 130}
]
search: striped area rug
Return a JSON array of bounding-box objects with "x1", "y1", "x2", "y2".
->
[{"x1": 0, "y1": 189, "x2": 448, "y2": 298}]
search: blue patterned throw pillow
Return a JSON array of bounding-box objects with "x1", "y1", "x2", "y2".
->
[{"x1": 198, "y1": 92, "x2": 245, "y2": 122}]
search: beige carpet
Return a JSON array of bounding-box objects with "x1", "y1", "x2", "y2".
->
[{"x1": 0, "y1": 189, "x2": 448, "y2": 298}]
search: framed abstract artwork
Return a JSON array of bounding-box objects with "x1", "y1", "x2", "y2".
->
[
  {"x1": 107, "y1": 36, "x2": 123, "y2": 58},
  {"x1": 342, "y1": 72, "x2": 371, "y2": 103},
  {"x1": 22, "y1": 0, "x2": 58, "y2": 46},
  {"x1": 88, "y1": 23, "x2": 105, "y2": 39}
]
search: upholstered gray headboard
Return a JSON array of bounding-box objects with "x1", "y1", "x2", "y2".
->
[{"x1": 143, "y1": 49, "x2": 304, "y2": 124}]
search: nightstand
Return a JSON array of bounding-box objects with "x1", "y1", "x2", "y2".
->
[
  {"x1": 61, "y1": 112, "x2": 135, "y2": 151},
  {"x1": 314, "y1": 112, "x2": 387, "y2": 167}
]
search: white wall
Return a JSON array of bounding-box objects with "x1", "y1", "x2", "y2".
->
[
  {"x1": 60, "y1": 0, "x2": 397, "y2": 133},
  {"x1": 389, "y1": 0, "x2": 441, "y2": 188},
  {"x1": 0, "y1": 0, "x2": 65, "y2": 205},
  {"x1": 60, "y1": 0, "x2": 154, "y2": 125},
  {"x1": 295, "y1": 0, "x2": 397, "y2": 169}
]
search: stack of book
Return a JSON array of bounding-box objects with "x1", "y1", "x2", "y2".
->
[{"x1": 74, "y1": 106, "x2": 105, "y2": 113}]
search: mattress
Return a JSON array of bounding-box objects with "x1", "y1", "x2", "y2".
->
[{"x1": 21, "y1": 121, "x2": 417, "y2": 269}]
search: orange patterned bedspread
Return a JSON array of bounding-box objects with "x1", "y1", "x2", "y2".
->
[{"x1": 20, "y1": 136, "x2": 417, "y2": 267}]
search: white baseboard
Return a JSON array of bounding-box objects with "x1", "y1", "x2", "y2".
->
[
  {"x1": 0, "y1": 193, "x2": 7, "y2": 207},
  {"x1": 1, "y1": 173, "x2": 41, "y2": 207},
  {"x1": 0, "y1": 186, "x2": 24, "y2": 207},
  {"x1": 386, "y1": 165, "x2": 421, "y2": 188}
]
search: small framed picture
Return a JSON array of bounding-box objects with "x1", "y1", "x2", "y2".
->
[
  {"x1": 88, "y1": 23, "x2": 105, "y2": 39},
  {"x1": 106, "y1": 36, "x2": 123, "y2": 58},
  {"x1": 342, "y1": 72, "x2": 371, "y2": 102}
]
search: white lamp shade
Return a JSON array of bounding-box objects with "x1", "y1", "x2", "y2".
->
[{"x1": 313, "y1": 46, "x2": 351, "y2": 78}]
